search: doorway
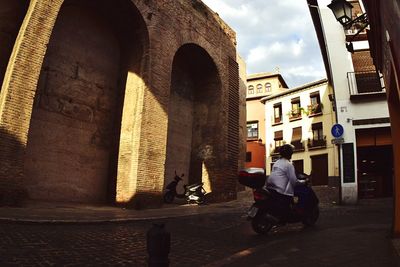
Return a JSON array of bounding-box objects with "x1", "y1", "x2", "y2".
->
[
  {"x1": 356, "y1": 127, "x2": 393, "y2": 198},
  {"x1": 293, "y1": 159, "x2": 304, "y2": 174},
  {"x1": 311, "y1": 154, "x2": 328, "y2": 185}
]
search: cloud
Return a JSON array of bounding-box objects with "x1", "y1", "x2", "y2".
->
[{"x1": 202, "y1": 0, "x2": 326, "y2": 87}]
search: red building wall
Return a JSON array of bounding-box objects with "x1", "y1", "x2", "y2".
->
[{"x1": 245, "y1": 141, "x2": 265, "y2": 169}]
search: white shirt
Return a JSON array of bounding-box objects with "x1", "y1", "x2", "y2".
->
[{"x1": 265, "y1": 158, "x2": 298, "y2": 196}]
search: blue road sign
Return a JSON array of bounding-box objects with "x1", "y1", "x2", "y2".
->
[{"x1": 331, "y1": 124, "x2": 344, "y2": 138}]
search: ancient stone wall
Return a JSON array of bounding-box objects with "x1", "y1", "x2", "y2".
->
[{"x1": 0, "y1": 0, "x2": 240, "y2": 207}]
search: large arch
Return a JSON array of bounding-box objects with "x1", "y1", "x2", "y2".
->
[
  {"x1": 165, "y1": 43, "x2": 222, "y2": 190},
  {"x1": 0, "y1": 0, "x2": 29, "y2": 91},
  {"x1": 23, "y1": 0, "x2": 148, "y2": 204}
]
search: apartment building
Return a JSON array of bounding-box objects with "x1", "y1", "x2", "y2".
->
[
  {"x1": 261, "y1": 79, "x2": 339, "y2": 191},
  {"x1": 245, "y1": 72, "x2": 288, "y2": 169}
]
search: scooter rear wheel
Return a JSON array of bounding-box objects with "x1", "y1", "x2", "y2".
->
[
  {"x1": 302, "y1": 205, "x2": 320, "y2": 226},
  {"x1": 163, "y1": 192, "x2": 175, "y2": 203},
  {"x1": 251, "y1": 214, "x2": 273, "y2": 235}
]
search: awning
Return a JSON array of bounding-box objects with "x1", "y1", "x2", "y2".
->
[
  {"x1": 291, "y1": 97, "x2": 300, "y2": 103},
  {"x1": 356, "y1": 127, "x2": 392, "y2": 147},
  {"x1": 273, "y1": 102, "x2": 282, "y2": 107},
  {"x1": 292, "y1": 127, "x2": 302, "y2": 141},
  {"x1": 312, "y1": 122, "x2": 323, "y2": 130}
]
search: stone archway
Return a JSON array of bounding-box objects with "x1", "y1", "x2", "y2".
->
[
  {"x1": 0, "y1": 0, "x2": 29, "y2": 90},
  {"x1": 24, "y1": 0, "x2": 148, "y2": 204},
  {"x1": 165, "y1": 43, "x2": 222, "y2": 190}
]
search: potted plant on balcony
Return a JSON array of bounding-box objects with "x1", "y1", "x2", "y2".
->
[
  {"x1": 307, "y1": 103, "x2": 323, "y2": 115},
  {"x1": 291, "y1": 109, "x2": 300, "y2": 118},
  {"x1": 287, "y1": 107, "x2": 305, "y2": 119}
]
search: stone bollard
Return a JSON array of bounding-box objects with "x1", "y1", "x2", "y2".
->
[{"x1": 147, "y1": 223, "x2": 170, "y2": 267}]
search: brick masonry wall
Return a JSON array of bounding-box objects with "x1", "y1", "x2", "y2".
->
[
  {"x1": 0, "y1": 0, "x2": 240, "y2": 207},
  {"x1": 0, "y1": 0, "x2": 64, "y2": 205},
  {"x1": 351, "y1": 50, "x2": 376, "y2": 72}
]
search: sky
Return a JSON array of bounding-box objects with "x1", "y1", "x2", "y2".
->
[{"x1": 201, "y1": 0, "x2": 327, "y2": 88}]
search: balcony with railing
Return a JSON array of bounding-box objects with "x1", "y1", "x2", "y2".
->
[
  {"x1": 307, "y1": 136, "x2": 327, "y2": 150},
  {"x1": 271, "y1": 146, "x2": 281, "y2": 155},
  {"x1": 289, "y1": 109, "x2": 302, "y2": 121},
  {"x1": 307, "y1": 103, "x2": 323, "y2": 117},
  {"x1": 344, "y1": 17, "x2": 368, "y2": 42},
  {"x1": 347, "y1": 71, "x2": 386, "y2": 101},
  {"x1": 291, "y1": 140, "x2": 305, "y2": 152}
]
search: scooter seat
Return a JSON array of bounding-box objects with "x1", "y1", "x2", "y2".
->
[{"x1": 186, "y1": 182, "x2": 203, "y2": 189}]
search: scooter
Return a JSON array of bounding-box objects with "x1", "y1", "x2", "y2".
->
[
  {"x1": 185, "y1": 182, "x2": 207, "y2": 204},
  {"x1": 163, "y1": 171, "x2": 206, "y2": 204},
  {"x1": 238, "y1": 168, "x2": 319, "y2": 235}
]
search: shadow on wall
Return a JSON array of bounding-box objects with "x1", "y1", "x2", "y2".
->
[
  {"x1": 0, "y1": 127, "x2": 28, "y2": 207},
  {"x1": 24, "y1": 0, "x2": 150, "y2": 206},
  {"x1": 0, "y1": 0, "x2": 237, "y2": 209},
  {"x1": 164, "y1": 43, "x2": 225, "y2": 203}
]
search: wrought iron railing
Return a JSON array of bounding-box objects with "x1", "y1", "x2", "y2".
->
[
  {"x1": 347, "y1": 71, "x2": 385, "y2": 95},
  {"x1": 344, "y1": 13, "x2": 368, "y2": 36},
  {"x1": 271, "y1": 146, "x2": 281, "y2": 155},
  {"x1": 289, "y1": 109, "x2": 302, "y2": 120},
  {"x1": 291, "y1": 140, "x2": 305, "y2": 151},
  {"x1": 272, "y1": 116, "x2": 282, "y2": 125},
  {"x1": 308, "y1": 136, "x2": 327, "y2": 149},
  {"x1": 307, "y1": 103, "x2": 322, "y2": 115}
]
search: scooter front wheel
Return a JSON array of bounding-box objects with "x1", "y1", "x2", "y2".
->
[
  {"x1": 251, "y1": 214, "x2": 273, "y2": 235},
  {"x1": 163, "y1": 192, "x2": 175, "y2": 203},
  {"x1": 302, "y1": 205, "x2": 320, "y2": 226}
]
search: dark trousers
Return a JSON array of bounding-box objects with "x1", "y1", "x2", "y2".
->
[{"x1": 269, "y1": 190, "x2": 293, "y2": 222}]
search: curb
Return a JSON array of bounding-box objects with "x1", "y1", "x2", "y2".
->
[{"x1": 0, "y1": 201, "x2": 252, "y2": 225}]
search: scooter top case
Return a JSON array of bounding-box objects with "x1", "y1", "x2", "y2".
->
[{"x1": 238, "y1": 168, "x2": 268, "y2": 189}]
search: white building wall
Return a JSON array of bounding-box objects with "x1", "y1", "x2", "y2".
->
[{"x1": 317, "y1": 1, "x2": 390, "y2": 204}]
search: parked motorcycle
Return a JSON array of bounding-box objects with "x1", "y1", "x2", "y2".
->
[
  {"x1": 238, "y1": 168, "x2": 319, "y2": 235},
  {"x1": 163, "y1": 171, "x2": 206, "y2": 204}
]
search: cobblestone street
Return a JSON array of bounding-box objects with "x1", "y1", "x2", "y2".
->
[{"x1": 0, "y1": 198, "x2": 398, "y2": 266}]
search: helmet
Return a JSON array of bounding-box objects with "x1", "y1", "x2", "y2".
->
[{"x1": 280, "y1": 144, "x2": 294, "y2": 159}]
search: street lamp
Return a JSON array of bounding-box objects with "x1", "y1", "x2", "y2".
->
[
  {"x1": 327, "y1": 0, "x2": 369, "y2": 53},
  {"x1": 327, "y1": 0, "x2": 353, "y2": 26}
]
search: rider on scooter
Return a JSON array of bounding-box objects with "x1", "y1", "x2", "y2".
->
[{"x1": 264, "y1": 144, "x2": 300, "y2": 222}]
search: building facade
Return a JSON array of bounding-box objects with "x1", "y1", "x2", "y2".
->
[
  {"x1": 245, "y1": 72, "x2": 288, "y2": 169},
  {"x1": 0, "y1": 0, "x2": 241, "y2": 207},
  {"x1": 361, "y1": 0, "x2": 400, "y2": 235},
  {"x1": 307, "y1": 0, "x2": 393, "y2": 204},
  {"x1": 262, "y1": 79, "x2": 339, "y2": 196}
]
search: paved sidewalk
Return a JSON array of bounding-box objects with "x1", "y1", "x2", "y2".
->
[{"x1": 0, "y1": 190, "x2": 255, "y2": 223}]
